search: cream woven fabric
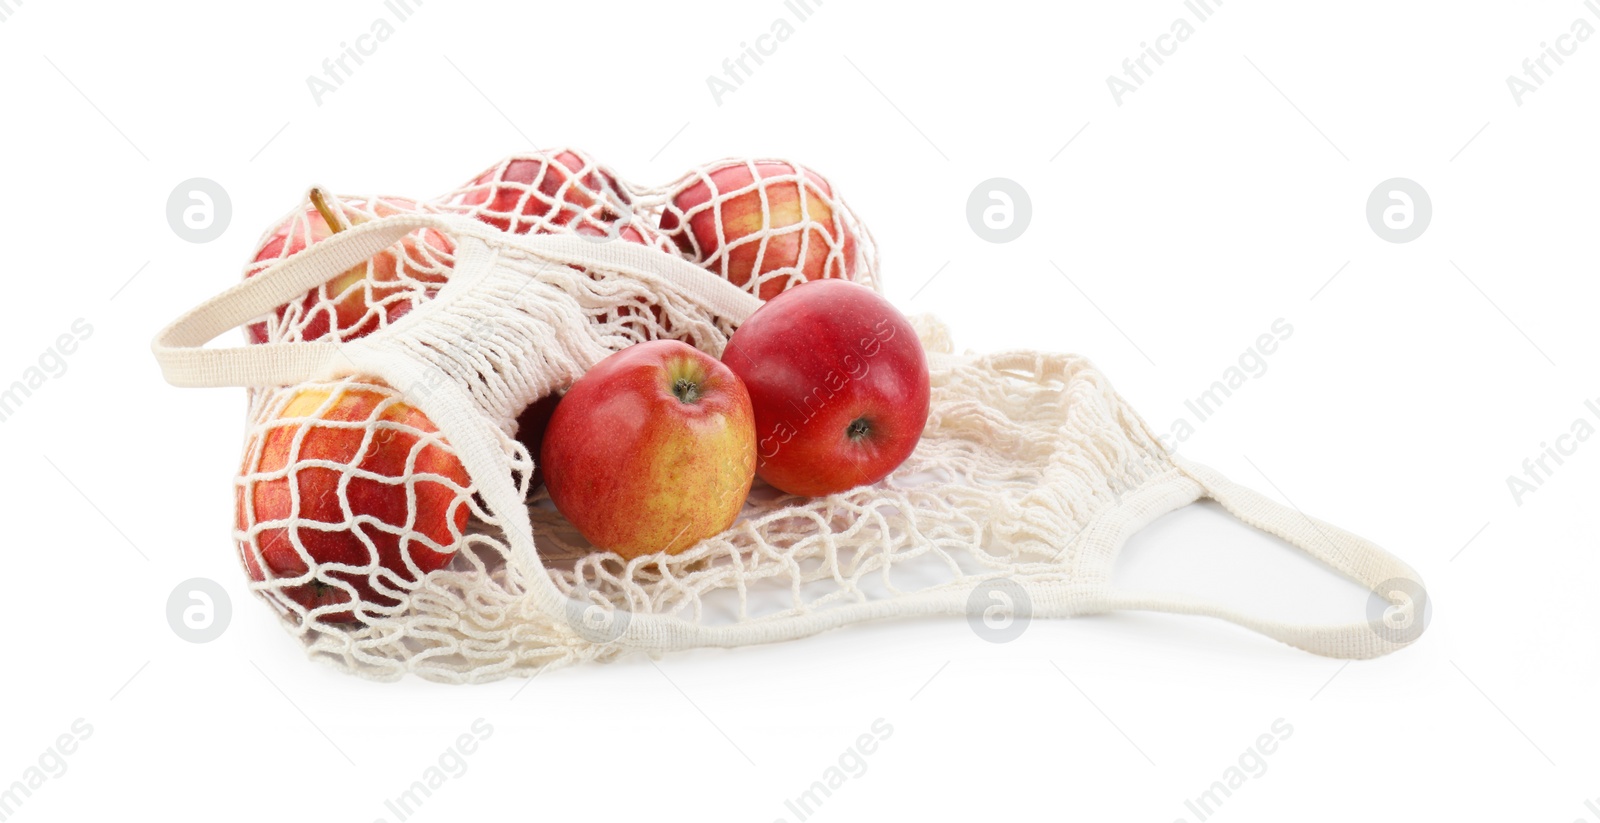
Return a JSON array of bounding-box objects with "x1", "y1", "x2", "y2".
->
[{"x1": 153, "y1": 211, "x2": 1426, "y2": 683}]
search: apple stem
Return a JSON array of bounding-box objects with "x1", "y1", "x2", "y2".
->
[{"x1": 309, "y1": 187, "x2": 346, "y2": 234}]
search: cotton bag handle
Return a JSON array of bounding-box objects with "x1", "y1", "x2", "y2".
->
[
  {"x1": 1099, "y1": 455, "x2": 1429, "y2": 659},
  {"x1": 151, "y1": 212, "x2": 764, "y2": 389},
  {"x1": 151, "y1": 214, "x2": 454, "y2": 388}
]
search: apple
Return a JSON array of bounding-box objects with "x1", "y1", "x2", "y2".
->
[
  {"x1": 441, "y1": 148, "x2": 638, "y2": 237},
  {"x1": 721, "y1": 279, "x2": 928, "y2": 497},
  {"x1": 246, "y1": 189, "x2": 455, "y2": 343},
  {"x1": 659, "y1": 160, "x2": 860, "y2": 302},
  {"x1": 513, "y1": 392, "x2": 561, "y2": 493},
  {"x1": 442, "y1": 150, "x2": 688, "y2": 342},
  {"x1": 235, "y1": 381, "x2": 473, "y2": 622},
  {"x1": 441, "y1": 149, "x2": 681, "y2": 255},
  {"x1": 540, "y1": 340, "x2": 756, "y2": 560}
]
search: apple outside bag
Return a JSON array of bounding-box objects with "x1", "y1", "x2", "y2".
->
[{"x1": 151, "y1": 200, "x2": 1427, "y2": 683}]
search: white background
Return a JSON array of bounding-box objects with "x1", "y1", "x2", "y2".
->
[{"x1": 1, "y1": 0, "x2": 1596, "y2": 820}]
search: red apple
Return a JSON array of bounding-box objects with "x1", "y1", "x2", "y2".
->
[
  {"x1": 441, "y1": 148, "x2": 636, "y2": 237},
  {"x1": 235, "y1": 381, "x2": 473, "y2": 622},
  {"x1": 441, "y1": 150, "x2": 687, "y2": 342},
  {"x1": 721, "y1": 279, "x2": 928, "y2": 497},
  {"x1": 513, "y1": 392, "x2": 561, "y2": 493},
  {"x1": 659, "y1": 160, "x2": 860, "y2": 302},
  {"x1": 541, "y1": 340, "x2": 756, "y2": 560},
  {"x1": 245, "y1": 189, "x2": 455, "y2": 343}
]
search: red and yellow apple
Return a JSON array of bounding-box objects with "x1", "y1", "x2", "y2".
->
[
  {"x1": 235, "y1": 381, "x2": 472, "y2": 622},
  {"x1": 540, "y1": 340, "x2": 756, "y2": 560},
  {"x1": 722, "y1": 279, "x2": 928, "y2": 497},
  {"x1": 659, "y1": 160, "x2": 859, "y2": 302},
  {"x1": 245, "y1": 190, "x2": 455, "y2": 343}
]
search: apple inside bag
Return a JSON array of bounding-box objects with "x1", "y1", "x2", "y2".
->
[{"x1": 158, "y1": 153, "x2": 1422, "y2": 683}]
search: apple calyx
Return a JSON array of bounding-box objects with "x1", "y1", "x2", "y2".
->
[
  {"x1": 672, "y1": 377, "x2": 702, "y2": 404},
  {"x1": 847, "y1": 417, "x2": 872, "y2": 440}
]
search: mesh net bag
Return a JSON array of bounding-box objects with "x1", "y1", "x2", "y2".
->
[{"x1": 154, "y1": 153, "x2": 1427, "y2": 683}]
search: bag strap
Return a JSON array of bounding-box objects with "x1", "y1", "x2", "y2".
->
[
  {"x1": 151, "y1": 212, "x2": 765, "y2": 389},
  {"x1": 151, "y1": 214, "x2": 459, "y2": 388},
  {"x1": 1092, "y1": 455, "x2": 1428, "y2": 659},
  {"x1": 509, "y1": 233, "x2": 764, "y2": 326}
]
